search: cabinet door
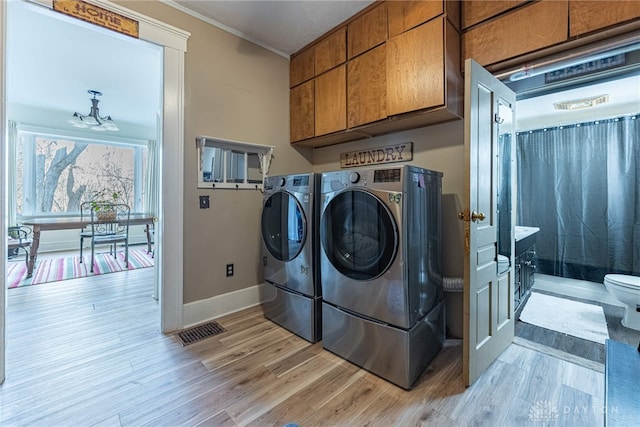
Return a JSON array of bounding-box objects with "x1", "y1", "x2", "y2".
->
[
  {"x1": 388, "y1": 0, "x2": 444, "y2": 37},
  {"x1": 462, "y1": 0, "x2": 527, "y2": 29},
  {"x1": 462, "y1": 0, "x2": 568, "y2": 67},
  {"x1": 570, "y1": 0, "x2": 640, "y2": 37},
  {"x1": 348, "y1": 44, "x2": 387, "y2": 128},
  {"x1": 290, "y1": 48, "x2": 314, "y2": 88},
  {"x1": 315, "y1": 27, "x2": 346, "y2": 76},
  {"x1": 387, "y1": 18, "x2": 444, "y2": 116},
  {"x1": 348, "y1": 2, "x2": 387, "y2": 59},
  {"x1": 290, "y1": 80, "x2": 314, "y2": 142},
  {"x1": 315, "y1": 65, "x2": 346, "y2": 136}
]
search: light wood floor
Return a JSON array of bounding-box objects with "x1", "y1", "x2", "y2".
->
[{"x1": 1, "y1": 268, "x2": 607, "y2": 426}]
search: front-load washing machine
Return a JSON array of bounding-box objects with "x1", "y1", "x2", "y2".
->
[
  {"x1": 261, "y1": 173, "x2": 321, "y2": 342},
  {"x1": 319, "y1": 165, "x2": 445, "y2": 389}
]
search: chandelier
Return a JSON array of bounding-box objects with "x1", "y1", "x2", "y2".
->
[{"x1": 68, "y1": 90, "x2": 119, "y2": 131}]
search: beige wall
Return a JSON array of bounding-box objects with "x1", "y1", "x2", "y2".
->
[
  {"x1": 119, "y1": 1, "x2": 312, "y2": 303},
  {"x1": 117, "y1": 3, "x2": 466, "y2": 333}
]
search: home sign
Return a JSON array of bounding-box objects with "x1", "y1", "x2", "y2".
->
[
  {"x1": 340, "y1": 143, "x2": 413, "y2": 168},
  {"x1": 53, "y1": 0, "x2": 139, "y2": 38}
]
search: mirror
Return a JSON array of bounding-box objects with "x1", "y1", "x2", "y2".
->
[{"x1": 497, "y1": 101, "x2": 513, "y2": 274}]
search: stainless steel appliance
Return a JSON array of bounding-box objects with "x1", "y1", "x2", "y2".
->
[
  {"x1": 319, "y1": 165, "x2": 445, "y2": 389},
  {"x1": 261, "y1": 173, "x2": 321, "y2": 342}
]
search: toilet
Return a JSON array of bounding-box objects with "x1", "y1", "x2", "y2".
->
[{"x1": 604, "y1": 274, "x2": 640, "y2": 331}]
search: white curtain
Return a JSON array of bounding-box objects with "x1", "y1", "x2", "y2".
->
[
  {"x1": 144, "y1": 139, "x2": 159, "y2": 217},
  {"x1": 7, "y1": 121, "x2": 17, "y2": 226}
]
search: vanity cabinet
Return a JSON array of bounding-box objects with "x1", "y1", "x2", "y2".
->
[
  {"x1": 290, "y1": 0, "x2": 462, "y2": 147},
  {"x1": 515, "y1": 246, "x2": 536, "y2": 312},
  {"x1": 514, "y1": 228, "x2": 539, "y2": 312}
]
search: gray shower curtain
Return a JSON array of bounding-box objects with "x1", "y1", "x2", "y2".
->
[{"x1": 517, "y1": 115, "x2": 639, "y2": 283}]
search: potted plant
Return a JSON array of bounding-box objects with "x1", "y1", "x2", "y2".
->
[{"x1": 89, "y1": 190, "x2": 123, "y2": 222}]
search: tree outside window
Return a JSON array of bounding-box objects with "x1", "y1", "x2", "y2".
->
[{"x1": 17, "y1": 132, "x2": 147, "y2": 216}]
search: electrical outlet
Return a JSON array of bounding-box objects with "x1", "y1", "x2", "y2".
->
[
  {"x1": 226, "y1": 263, "x2": 234, "y2": 277},
  {"x1": 199, "y1": 195, "x2": 210, "y2": 209}
]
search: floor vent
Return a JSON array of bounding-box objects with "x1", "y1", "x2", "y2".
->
[{"x1": 177, "y1": 321, "x2": 226, "y2": 346}]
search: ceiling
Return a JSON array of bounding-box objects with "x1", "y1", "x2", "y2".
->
[
  {"x1": 169, "y1": 0, "x2": 375, "y2": 57},
  {"x1": 6, "y1": 0, "x2": 639, "y2": 139}
]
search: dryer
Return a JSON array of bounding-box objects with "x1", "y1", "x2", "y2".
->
[
  {"x1": 319, "y1": 165, "x2": 445, "y2": 389},
  {"x1": 261, "y1": 173, "x2": 321, "y2": 342}
]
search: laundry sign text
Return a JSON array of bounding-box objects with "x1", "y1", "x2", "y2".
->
[
  {"x1": 340, "y1": 143, "x2": 413, "y2": 168},
  {"x1": 53, "y1": 0, "x2": 139, "y2": 38}
]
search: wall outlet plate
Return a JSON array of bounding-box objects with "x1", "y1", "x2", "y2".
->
[
  {"x1": 199, "y1": 195, "x2": 210, "y2": 209},
  {"x1": 226, "y1": 263, "x2": 234, "y2": 277}
]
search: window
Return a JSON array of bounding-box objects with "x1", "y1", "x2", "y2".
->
[
  {"x1": 197, "y1": 136, "x2": 274, "y2": 189},
  {"x1": 16, "y1": 128, "x2": 148, "y2": 217}
]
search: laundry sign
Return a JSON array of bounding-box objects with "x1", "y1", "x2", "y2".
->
[
  {"x1": 53, "y1": 0, "x2": 139, "y2": 38},
  {"x1": 340, "y1": 143, "x2": 413, "y2": 168}
]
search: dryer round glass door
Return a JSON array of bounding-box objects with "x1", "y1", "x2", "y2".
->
[
  {"x1": 321, "y1": 189, "x2": 398, "y2": 280},
  {"x1": 261, "y1": 191, "x2": 307, "y2": 261}
]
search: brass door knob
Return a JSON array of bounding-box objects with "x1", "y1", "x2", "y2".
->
[{"x1": 471, "y1": 211, "x2": 485, "y2": 222}]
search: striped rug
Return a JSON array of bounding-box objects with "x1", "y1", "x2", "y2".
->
[{"x1": 6, "y1": 248, "x2": 154, "y2": 289}]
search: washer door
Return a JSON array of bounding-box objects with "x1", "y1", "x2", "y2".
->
[
  {"x1": 321, "y1": 189, "x2": 398, "y2": 280},
  {"x1": 261, "y1": 191, "x2": 306, "y2": 262}
]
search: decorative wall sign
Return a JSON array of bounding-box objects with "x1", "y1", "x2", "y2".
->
[
  {"x1": 53, "y1": 0, "x2": 139, "y2": 38},
  {"x1": 340, "y1": 143, "x2": 413, "y2": 168}
]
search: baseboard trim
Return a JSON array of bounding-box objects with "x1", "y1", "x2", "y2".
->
[{"x1": 182, "y1": 283, "x2": 265, "y2": 329}]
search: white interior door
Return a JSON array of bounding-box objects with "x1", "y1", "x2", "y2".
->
[{"x1": 463, "y1": 58, "x2": 516, "y2": 386}]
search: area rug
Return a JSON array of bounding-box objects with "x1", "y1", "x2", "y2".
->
[
  {"x1": 6, "y1": 248, "x2": 154, "y2": 289},
  {"x1": 519, "y1": 292, "x2": 609, "y2": 344}
]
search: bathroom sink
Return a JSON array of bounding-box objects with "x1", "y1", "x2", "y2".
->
[
  {"x1": 515, "y1": 226, "x2": 540, "y2": 255},
  {"x1": 515, "y1": 226, "x2": 540, "y2": 242}
]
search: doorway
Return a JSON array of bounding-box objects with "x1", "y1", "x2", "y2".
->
[
  {"x1": 507, "y1": 50, "x2": 640, "y2": 364},
  {"x1": 1, "y1": 0, "x2": 188, "y2": 383},
  {"x1": 6, "y1": 0, "x2": 161, "y2": 289}
]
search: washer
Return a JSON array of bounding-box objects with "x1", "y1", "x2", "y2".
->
[
  {"x1": 319, "y1": 165, "x2": 445, "y2": 389},
  {"x1": 261, "y1": 173, "x2": 321, "y2": 342}
]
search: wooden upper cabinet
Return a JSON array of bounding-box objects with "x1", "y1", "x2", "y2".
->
[
  {"x1": 315, "y1": 27, "x2": 347, "y2": 76},
  {"x1": 462, "y1": 0, "x2": 568, "y2": 67},
  {"x1": 387, "y1": 18, "x2": 445, "y2": 116},
  {"x1": 462, "y1": 0, "x2": 527, "y2": 29},
  {"x1": 348, "y1": 2, "x2": 387, "y2": 59},
  {"x1": 315, "y1": 65, "x2": 347, "y2": 136},
  {"x1": 290, "y1": 48, "x2": 314, "y2": 88},
  {"x1": 290, "y1": 80, "x2": 315, "y2": 142},
  {"x1": 388, "y1": 0, "x2": 444, "y2": 37},
  {"x1": 348, "y1": 44, "x2": 387, "y2": 128},
  {"x1": 570, "y1": 1, "x2": 640, "y2": 37}
]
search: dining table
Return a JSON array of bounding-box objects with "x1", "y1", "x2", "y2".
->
[{"x1": 20, "y1": 214, "x2": 155, "y2": 278}]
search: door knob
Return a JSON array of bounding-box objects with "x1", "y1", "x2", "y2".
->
[{"x1": 471, "y1": 211, "x2": 485, "y2": 222}]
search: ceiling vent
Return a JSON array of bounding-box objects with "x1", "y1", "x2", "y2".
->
[{"x1": 553, "y1": 94, "x2": 609, "y2": 110}]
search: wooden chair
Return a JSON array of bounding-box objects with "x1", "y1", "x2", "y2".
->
[
  {"x1": 89, "y1": 203, "x2": 130, "y2": 273},
  {"x1": 7, "y1": 225, "x2": 32, "y2": 266}
]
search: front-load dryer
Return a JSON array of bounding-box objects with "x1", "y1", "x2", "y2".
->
[
  {"x1": 319, "y1": 165, "x2": 445, "y2": 388},
  {"x1": 261, "y1": 173, "x2": 321, "y2": 342}
]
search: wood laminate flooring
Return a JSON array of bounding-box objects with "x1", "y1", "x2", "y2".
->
[{"x1": 2, "y1": 268, "x2": 608, "y2": 426}]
